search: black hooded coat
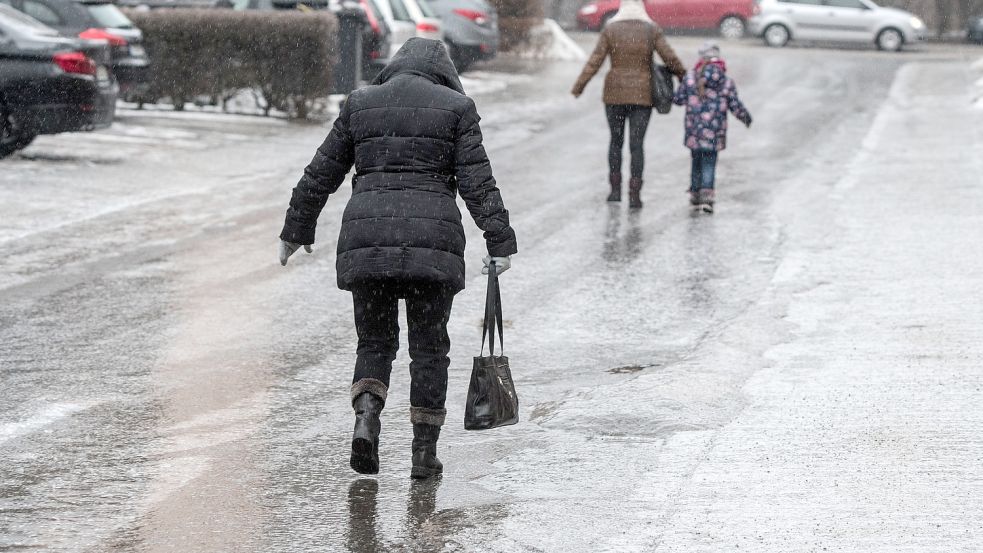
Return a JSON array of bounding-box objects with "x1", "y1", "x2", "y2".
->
[{"x1": 280, "y1": 38, "x2": 517, "y2": 292}]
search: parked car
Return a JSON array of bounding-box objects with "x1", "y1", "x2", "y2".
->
[
  {"x1": 358, "y1": 0, "x2": 393, "y2": 74},
  {"x1": 969, "y1": 14, "x2": 983, "y2": 44},
  {"x1": 749, "y1": 0, "x2": 927, "y2": 51},
  {"x1": 0, "y1": 0, "x2": 149, "y2": 97},
  {"x1": 373, "y1": 0, "x2": 442, "y2": 59},
  {"x1": 576, "y1": 0, "x2": 755, "y2": 39},
  {"x1": 427, "y1": 0, "x2": 497, "y2": 71},
  {"x1": 0, "y1": 4, "x2": 115, "y2": 158}
]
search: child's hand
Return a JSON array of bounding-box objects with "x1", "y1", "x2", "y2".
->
[
  {"x1": 279, "y1": 240, "x2": 312, "y2": 266},
  {"x1": 743, "y1": 115, "x2": 753, "y2": 129}
]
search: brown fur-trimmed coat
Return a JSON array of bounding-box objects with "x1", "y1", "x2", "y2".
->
[{"x1": 572, "y1": 20, "x2": 686, "y2": 107}]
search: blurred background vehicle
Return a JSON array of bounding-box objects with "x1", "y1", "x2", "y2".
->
[
  {"x1": 0, "y1": 0, "x2": 149, "y2": 98},
  {"x1": 0, "y1": 4, "x2": 115, "y2": 158},
  {"x1": 214, "y1": 0, "x2": 392, "y2": 77},
  {"x1": 576, "y1": 0, "x2": 755, "y2": 39},
  {"x1": 749, "y1": 0, "x2": 926, "y2": 51},
  {"x1": 969, "y1": 13, "x2": 983, "y2": 43},
  {"x1": 373, "y1": 0, "x2": 442, "y2": 58},
  {"x1": 427, "y1": 0, "x2": 497, "y2": 71}
]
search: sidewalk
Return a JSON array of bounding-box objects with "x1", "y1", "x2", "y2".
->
[{"x1": 648, "y1": 58, "x2": 983, "y2": 551}]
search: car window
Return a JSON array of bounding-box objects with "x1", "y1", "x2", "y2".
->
[
  {"x1": 415, "y1": 0, "x2": 435, "y2": 18},
  {"x1": 85, "y1": 4, "x2": 134, "y2": 28},
  {"x1": 825, "y1": 0, "x2": 865, "y2": 7},
  {"x1": 0, "y1": 3, "x2": 55, "y2": 30},
  {"x1": 22, "y1": 0, "x2": 62, "y2": 26},
  {"x1": 388, "y1": 0, "x2": 412, "y2": 21}
]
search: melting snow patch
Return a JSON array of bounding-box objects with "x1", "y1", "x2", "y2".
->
[
  {"x1": 0, "y1": 402, "x2": 91, "y2": 445},
  {"x1": 513, "y1": 19, "x2": 587, "y2": 61}
]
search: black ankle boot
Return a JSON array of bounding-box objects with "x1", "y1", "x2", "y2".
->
[
  {"x1": 607, "y1": 173, "x2": 622, "y2": 202},
  {"x1": 410, "y1": 423, "x2": 442, "y2": 479},
  {"x1": 629, "y1": 177, "x2": 644, "y2": 209},
  {"x1": 350, "y1": 392, "x2": 384, "y2": 474}
]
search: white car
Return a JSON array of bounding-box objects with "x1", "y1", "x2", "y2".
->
[
  {"x1": 374, "y1": 0, "x2": 444, "y2": 59},
  {"x1": 749, "y1": 0, "x2": 927, "y2": 51}
]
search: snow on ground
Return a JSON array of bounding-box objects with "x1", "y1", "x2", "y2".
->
[
  {"x1": 512, "y1": 19, "x2": 588, "y2": 61},
  {"x1": 975, "y1": 57, "x2": 983, "y2": 109}
]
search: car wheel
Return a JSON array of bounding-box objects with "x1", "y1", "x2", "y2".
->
[
  {"x1": 763, "y1": 23, "x2": 790, "y2": 47},
  {"x1": 876, "y1": 28, "x2": 904, "y2": 52},
  {"x1": 719, "y1": 16, "x2": 746, "y2": 40},
  {"x1": 0, "y1": 101, "x2": 29, "y2": 159},
  {"x1": 448, "y1": 42, "x2": 474, "y2": 73}
]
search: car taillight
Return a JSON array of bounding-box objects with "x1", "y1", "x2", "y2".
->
[
  {"x1": 79, "y1": 28, "x2": 128, "y2": 47},
  {"x1": 453, "y1": 8, "x2": 489, "y2": 26},
  {"x1": 53, "y1": 52, "x2": 97, "y2": 76},
  {"x1": 416, "y1": 21, "x2": 440, "y2": 33}
]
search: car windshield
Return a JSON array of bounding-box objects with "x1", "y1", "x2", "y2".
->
[
  {"x1": 416, "y1": 0, "x2": 436, "y2": 18},
  {"x1": 83, "y1": 3, "x2": 134, "y2": 28},
  {"x1": 0, "y1": 4, "x2": 59, "y2": 36}
]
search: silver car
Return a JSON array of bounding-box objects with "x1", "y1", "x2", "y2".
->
[
  {"x1": 749, "y1": 0, "x2": 927, "y2": 51},
  {"x1": 426, "y1": 0, "x2": 498, "y2": 71},
  {"x1": 374, "y1": 0, "x2": 444, "y2": 59}
]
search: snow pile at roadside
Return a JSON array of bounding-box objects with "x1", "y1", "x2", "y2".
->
[
  {"x1": 512, "y1": 19, "x2": 587, "y2": 61},
  {"x1": 975, "y1": 57, "x2": 983, "y2": 110}
]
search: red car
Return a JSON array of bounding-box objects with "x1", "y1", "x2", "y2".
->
[{"x1": 576, "y1": 0, "x2": 756, "y2": 39}]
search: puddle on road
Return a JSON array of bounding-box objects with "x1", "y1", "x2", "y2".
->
[{"x1": 606, "y1": 363, "x2": 658, "y2": 374}]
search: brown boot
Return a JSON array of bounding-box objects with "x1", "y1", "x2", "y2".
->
[
  {"x1": 628, "y1": 177, "x2": 643, "y2": 209},
  {"x1": 607, "y1": 173, "x2": 622, "y2": 202}
]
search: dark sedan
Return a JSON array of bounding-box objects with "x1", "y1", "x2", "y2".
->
[
  {"x1": 0, "y1": 4, "x2": 116, "y2": 158},
  {"x1": 0, "y1": 0, "x2": 150, "y2": 98},
  {"x1": 970, "y1": 15, "x2": 983, "y2": 44}
]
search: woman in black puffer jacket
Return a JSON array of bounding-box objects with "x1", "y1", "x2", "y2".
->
[{"x1": 278, "y1": 38, "x2": 517, "y2": 479}]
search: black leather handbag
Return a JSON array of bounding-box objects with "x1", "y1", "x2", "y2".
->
[
  {"x1": 651, "y1": 62, "x2": 674, "y2": 115},
  {"x1": 464, "y1": 263, "x2": 519, "y2": 431},
  {"x1": 649, "y1": 27, "x2": 675, "y2": 115}
]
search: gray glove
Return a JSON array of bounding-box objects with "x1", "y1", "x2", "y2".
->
[
  {"x1": 279, "y1": 240, "x2": 312, "y2": 266},
  {"x1": 481, "y1": 256, "x2": 511, "y2": 275}
]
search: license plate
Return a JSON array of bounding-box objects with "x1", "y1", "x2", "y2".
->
[
  {"x1": 129, "y1": 44, "x2": 146, "y2": 57},
  {"x1": 96, "y1": 65, "x2": 110, "y2": 82}
]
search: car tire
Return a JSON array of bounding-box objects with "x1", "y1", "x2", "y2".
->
[
  {"x1": 1, "y1": 100, "x2": 29, "y2": 159},
  {"x1": 876, "y1": 27, "x2": 904, "y2": 52},
  {"x1": 448, "y1": 42, "x2": 474, "y2": 73},
  {"x1": 600, "y1": 12, "x2": 615, "y2": 29},
  {"x1": 763, "y1": 23, "x2": 790, "y2": 47},
  {"x1": 719, "y1": 16, "x2": 746, "y2": 40}
]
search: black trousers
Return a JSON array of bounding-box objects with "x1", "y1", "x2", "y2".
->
[
  {"x1": 605, "y1": 104, "x2": 653, "y2": 179},
  {"x1": 351, "y1": 281, "x2": 455, "y2": 412}
]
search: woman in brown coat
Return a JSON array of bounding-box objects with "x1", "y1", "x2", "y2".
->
[{"x1": 572, "y1": 0, "x2": 686, "y2": 208}]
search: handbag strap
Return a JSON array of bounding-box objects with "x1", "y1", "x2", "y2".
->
[{"x1": 480, "y1": 262, "x2": 505, "y2": 356}]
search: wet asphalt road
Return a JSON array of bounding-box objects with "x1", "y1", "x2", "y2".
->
[{"x1": 2, "y1": 35, "x2": 983, "y2": 552}]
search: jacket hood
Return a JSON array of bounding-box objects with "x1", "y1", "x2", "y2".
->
[
  {"x1": 700, "y1": 62, "x2": 727, "y2": 91},
  {"x1": 371, "y1": 38, "x2": 465, "y2": 94}
]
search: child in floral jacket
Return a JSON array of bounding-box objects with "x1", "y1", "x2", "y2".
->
[{"x1": 672, "y1": 43, "x2": 752, "y2": 213}]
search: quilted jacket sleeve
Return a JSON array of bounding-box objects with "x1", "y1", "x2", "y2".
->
[
  {"x1": 454, "y1": 100, "x2": 518, "y2": 258},
  {"x1": 572, "y1": 30, "x2": 610, "y2": 96},
  {"x1": 673, "y1": 73, "x2": 694, "y2": 105},
  {"x1": 726, "y1": 80, "x2": 752, "y2": 125},
  {"x1": 279, "y1": 100, "x2": 356, "y2": 245}
]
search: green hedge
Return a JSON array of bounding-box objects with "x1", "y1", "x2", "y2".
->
[{"x1": 127, "y1": 10, "x2": 338, "y2": 118}]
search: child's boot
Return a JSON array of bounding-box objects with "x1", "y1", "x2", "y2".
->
[{"x1": 699, "y1": 189, "x2": 715, "y2": 214}]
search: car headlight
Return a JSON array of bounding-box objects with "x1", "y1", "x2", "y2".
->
[
  {"x1": 580, "y1": 4, "x2": 598, "y2": 15},
  {"x1": 909, "y1": 16, "x2": 925, "y2": 30}
]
